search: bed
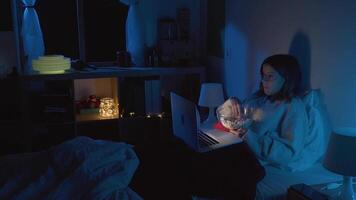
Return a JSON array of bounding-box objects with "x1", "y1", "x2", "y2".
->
[
  {"x1": 255, "y1": 89, "x2": 343, "y2": 199},
  {"x1": 0, "y1": 136, "x2": 142, "y2": 200}
]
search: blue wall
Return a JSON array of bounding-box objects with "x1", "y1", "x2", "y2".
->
[{"x1": 216, "y1": 0, "x2": 356, "y2": 128}]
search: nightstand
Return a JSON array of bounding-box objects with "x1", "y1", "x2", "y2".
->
[
  {"x1": 288, "y1": 181, "x2": 356, "y2": 200},
  {"x1": 310, "y1": 181, "x2": 356, "y2": 200}
]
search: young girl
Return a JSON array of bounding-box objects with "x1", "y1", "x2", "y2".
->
[{"x1": 222, "y1": 54, "x2": 309, "y2": 171}]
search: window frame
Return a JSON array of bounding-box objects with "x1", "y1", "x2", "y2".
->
[{"x1": 12, "y1": 0, "x2": 128, "y2": 74}]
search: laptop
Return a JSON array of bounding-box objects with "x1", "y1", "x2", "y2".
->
[{"x1": 170, "y1": 92, "x2": 242, "y2": 153}]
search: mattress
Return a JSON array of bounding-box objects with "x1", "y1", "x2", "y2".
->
[{"x1": 256, "y1": 163, "x2": 342, "y2": 200}]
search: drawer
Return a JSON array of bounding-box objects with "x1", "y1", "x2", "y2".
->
[{"x1": 30, "y1": 123, "x2": 75, "y2": 151}]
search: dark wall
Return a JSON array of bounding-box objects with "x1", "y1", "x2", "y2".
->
[{"x1": 207, "y1": 0, "x2": 225, "y2": 58}]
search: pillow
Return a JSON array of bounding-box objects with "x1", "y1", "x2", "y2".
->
[{"x1": 302, "y1": 89, "x2": 332, "y2": 163}]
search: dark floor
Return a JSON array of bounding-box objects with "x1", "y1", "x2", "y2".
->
[
  {"x1": 129, "y1": 137, "x2": 265, "y2": 200},
  {"x1": 0, "y1": 115, "x2": 265, "y2": 199}
]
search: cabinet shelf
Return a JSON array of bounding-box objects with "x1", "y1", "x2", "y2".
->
[
  {"x1": 13, "y1": 67, "x2": 204, "y2": 153},
  {"x1": 40, "y1": 94, "x2": 70, "y2": 97},
  {"x1": 76, "y1": 113, "x2": 119, "y2": 122}
]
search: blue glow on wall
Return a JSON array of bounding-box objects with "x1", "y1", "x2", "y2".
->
[
  {"x1": 223, "y1": 23, "x2": 248, "y2": 99},
  {"x1": 221, "y1": 0, "x2": 356, "y2": 128}
]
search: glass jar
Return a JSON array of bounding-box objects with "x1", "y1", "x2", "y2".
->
[{"x1": 99, "y1": 97, "x2": 118, "y2": 118}]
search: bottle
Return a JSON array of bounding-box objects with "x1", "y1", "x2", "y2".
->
[{"x1": 152, "y1": 48, "x2": 159, "y2": 67}]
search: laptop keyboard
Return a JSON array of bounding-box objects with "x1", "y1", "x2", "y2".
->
[{"x1": 198, "y1": 130, "x2": 219, "y2": 147}]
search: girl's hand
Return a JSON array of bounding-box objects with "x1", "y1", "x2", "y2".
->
[
  {"x1": 217, "y1": 97, "x2": 243, "y2": 120},
  {"x1": 230, "y1": 128, "x2": 248, "y2": 139}
]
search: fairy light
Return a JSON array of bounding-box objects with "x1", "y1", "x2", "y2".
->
[{"x1": 99, "y1": 97, "x2": 118, "y2": 118}]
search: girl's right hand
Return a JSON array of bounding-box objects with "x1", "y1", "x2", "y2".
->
[{"x1": 230, "y1": 128, "x2": 248, "y2": 139}]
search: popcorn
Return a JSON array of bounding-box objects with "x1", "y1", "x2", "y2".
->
[{"x1": 216, "y1": 97, "x2": 252, "y2": 130}]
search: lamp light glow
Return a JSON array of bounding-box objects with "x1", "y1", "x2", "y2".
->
[
  {"x1": 99, "y1": 97, "x2": 118, "y2": 118},
  {"x1": 198, "y1": 83, "x2": 225, "y2": 125},
  {"x1": 32, "y1": 55, "x2": 70, "y2": 74}
]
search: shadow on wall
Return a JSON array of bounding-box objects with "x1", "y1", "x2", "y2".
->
[{"x1": 288, "y1": 31, "x2": 311, "y2": 94}]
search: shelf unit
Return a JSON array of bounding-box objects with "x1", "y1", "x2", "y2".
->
[
  {"x1": 76, "y1": 113, "x2": 119, "y2": 122},
  {"x1": 16, "y1": 66, "x2": 205, "y2": 152},
  {"x1": 23, "y1": 79, "x2": 76, "y2": 151},
  {"x1": 0, "y1": 77, "x2": 26, "y2": 155}
]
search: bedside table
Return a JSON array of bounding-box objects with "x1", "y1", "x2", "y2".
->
[
  {"x1": 310, "y1": 181, "x2": 356, "y2": 200},
  {"x1": 288, "y1": 181, "x2": 356, "y2": 200}
]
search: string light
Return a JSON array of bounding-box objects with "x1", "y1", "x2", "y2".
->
[{"x1": 99, "y1": 97, "x2": 118, "y2": 118}]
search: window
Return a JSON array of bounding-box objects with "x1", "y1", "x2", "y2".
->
[
  {"x1": 36, "y1": 0, "x2": 79, "y2": 59},
  {"x1": 83, "y1": 0, "x2": 128, "y2": 64},
  {"x1": 0, "y1": 0, "x2": 13, "y2": 31},
  {"x1": 15, "y1": 0, "x2": 128, "y2": 66}
]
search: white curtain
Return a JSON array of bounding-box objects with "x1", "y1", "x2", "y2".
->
[
  {"x1": 21, "y1": 0, "x2": 44, "y2": 73},
  {"x1": 120, "y1": 0, "x2": 146, "y2": 66}
]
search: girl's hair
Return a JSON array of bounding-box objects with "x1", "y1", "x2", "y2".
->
[{"x1": 255, "y1": 54, "x2": 301, "y2": 102}]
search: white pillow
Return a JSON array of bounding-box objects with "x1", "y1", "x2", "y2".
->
[{"x1": 302, "y1": 89, "x2": 332, "y2": 163}]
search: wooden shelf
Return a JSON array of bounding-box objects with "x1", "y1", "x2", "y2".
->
[
  {"x1": 12, "y1": 66, "x2": 205, "y2": 152},
  {"x1": 76, "y1": 113, "x2": 119, "y2": 122},
  {"x1": 22, "y1": 66, "x2": 205, "y2": 81}
]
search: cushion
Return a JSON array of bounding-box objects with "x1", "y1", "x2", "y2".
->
[{"x1": 302, "y1": 89, "x2": 332, "y2": 163}]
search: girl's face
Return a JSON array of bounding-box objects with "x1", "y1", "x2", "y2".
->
[{"x1": 261, "y1": 64, "x2": 285, "y2": 96}]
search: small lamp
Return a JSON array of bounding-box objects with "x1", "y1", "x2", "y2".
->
[
  {"x1": 198, "y1": 83, "x2": 225, "y2": 125},
  {"x1": 323, "y1": 127, "x2": 356, "y2": 200},
  {"x1": 99, "y1": 97, "x2": 118, "y2": 118},
  {"x1": 32, "y1": 55, "x2": 70, "y2": 74}
]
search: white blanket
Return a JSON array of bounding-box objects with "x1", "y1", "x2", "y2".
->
[{"x1": 0, "y1": 136, "x2": 141, "y2": 200}]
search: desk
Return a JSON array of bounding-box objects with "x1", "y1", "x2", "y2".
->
[{"x1": 130, "y1": 136, "x2": 265, "y2": 199}]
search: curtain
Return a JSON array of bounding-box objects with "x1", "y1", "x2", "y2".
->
[
  {"x1": 21, "y1": 0, "x2": 44, "y2": 73},
  {"x1": 120, "y1": 0, "x2": 146, "y2": 66}
]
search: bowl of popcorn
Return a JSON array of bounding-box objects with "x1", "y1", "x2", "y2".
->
[
  {"x1": 216, "y1": 97, "x2": 252, "y2": 130},
  {"x1": 219, "y1": 116, "x2": 240, "y2": 130}
]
